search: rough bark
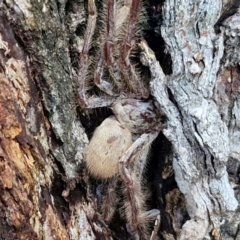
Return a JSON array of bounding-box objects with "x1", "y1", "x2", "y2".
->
[
  {"x1": 0, "y1": 0, "x2": 239, "y2": 240},
  {"x1": 153, "y1": 1, "x2": 239, "y2": 239}
]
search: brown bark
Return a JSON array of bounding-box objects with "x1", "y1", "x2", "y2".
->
[
  {"x1": 0, "y1": 0, "x2": 239, "y2": 240},
  {"x1": 0, "y1": 1, "x2": 91, "y2": 239}
]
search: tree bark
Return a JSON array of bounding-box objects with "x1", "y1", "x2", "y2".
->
[{"x1": 0, "y1": 0, "x2": 239, "y2": 240}]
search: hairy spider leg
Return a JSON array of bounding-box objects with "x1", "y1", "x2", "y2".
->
[
  {"x1": 78, "y1": 0, "x2": 96, "y2": 107},
  {"x1": 93, "y1": 0, "x2": 123, "y2": 96},
  {"x1": 119, "y1": 131, "x2": 160, "y2": 239},
  {"x1": 94, "y1": 0, "x2": 130, "y2": 96},
  {"x1": 101, "y1": 177, "x2": 118, "y2": 222},
  {"x1": 120, "y1": 0, "x2": 149, "y2": 98},
  {"x1": 94, "y1": 52, "x2": 118, "y2": 96},
  {"x1": 104, "y1": 0, "x2": 123, "y2": 89},
  {"x1": 78, "y1": 0, "x2": 116, "y2": 108}
]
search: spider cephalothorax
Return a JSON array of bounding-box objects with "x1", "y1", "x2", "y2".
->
[{"x1": 78, "y1": 0, "x2": 163, "y2": 239}]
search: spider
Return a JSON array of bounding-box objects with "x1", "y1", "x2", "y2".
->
[{"x1": 77, "y1": 0, "x2": 164, "y2": 239}]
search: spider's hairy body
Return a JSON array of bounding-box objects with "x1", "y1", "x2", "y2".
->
[
  {"x1": 86, "y1": 99, "x2": 159, "y2": 179},
  {"x1": 78, "y1": 0, "x2": 163, "y2": 239},
  {"x1": 86, "y1": 116, "x2": 133, "y2": 179}
]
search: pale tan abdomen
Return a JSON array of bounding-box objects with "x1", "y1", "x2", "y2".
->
[{"x1": 85, "y1": 117, "x2": 132, "y2": 179}]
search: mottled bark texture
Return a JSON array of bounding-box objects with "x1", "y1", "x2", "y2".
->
[
  {"x1": 162, "y1": 1, "x2": 240, "y2": 239},
  {"x1": 149, "y1": 0, "x2": 239, "y2": 239},
  {"x1": 0, "y1": 0, "x2": 239, "y2": 240}
]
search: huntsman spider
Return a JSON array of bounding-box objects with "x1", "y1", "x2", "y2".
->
[{"x1": 78, "y1": 0, "x2": 164, "y2": 239}]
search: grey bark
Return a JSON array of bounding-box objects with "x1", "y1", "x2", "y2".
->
[
  {"x1": 0, "y1": 0, "x2": 239, "y2": 240},
  {"x1": 150, "y1": 1, "x2": 239, "y2": 239},
  {"x1": 156, "y1": 1, "x2": 240, "y2": 239}
]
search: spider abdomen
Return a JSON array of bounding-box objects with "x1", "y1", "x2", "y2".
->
[{"x1": 85, "y1": 116, "x2": 132, "y2": 179}]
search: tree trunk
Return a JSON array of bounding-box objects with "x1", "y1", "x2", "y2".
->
[{"x1": 0, "y1": 0, "x2": 239, "y2": 239}]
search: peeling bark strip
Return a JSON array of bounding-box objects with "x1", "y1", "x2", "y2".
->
[{"x1": 147, "y1": 0, "x2": 238, "y2": 239}]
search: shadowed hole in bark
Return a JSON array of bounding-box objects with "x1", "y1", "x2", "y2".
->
[
  {"x1": 79, "y1": 107, "x2": 112, "y2": 138},
  {"x1": 69, "y1": 181, "x2": 88, "y2": 204},
  {"x1": 148, "y1": 133, "x2": 180, "y2": 237},
  {"x1": 53, "y1": 155, "x2": 66, "y2": 175},
  {"x1": 144, "y1": 0, "x2": 172, "y2": 75},
  {"x1": 214, "y1": 0, "x2": 240, "y2": 33},
  {"x1": 50, "y1": 172, "x2": 70, "y2": 226}
]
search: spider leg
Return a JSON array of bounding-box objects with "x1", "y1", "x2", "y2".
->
[
  {"x1": 94, "y1": 52, "x2": 118, "y2": 96},
  {"x1": 101, "y1": 177, "x2": 118, "y2": 222},
  {"x1": 78, "y1": 0, "x2": 116, "y2": 108},
  {"x1": 119, "y1": 131, "x2": 160, "y2": 239},
  {"x1": 103, "y1": 0, "x2": 125, "y2": 91},
  {"x1": 92, "y1": 0, "x2": 121, "y2": 97},
  {"x1": 120, "y1": 0, "x2": 149, "y2": 98},
  {"x1": 78, "y1": 0, "x2": 96, "y2": 107},
  {"x1": 93, "y1": 0, "x2": 134, "y2": 98}
]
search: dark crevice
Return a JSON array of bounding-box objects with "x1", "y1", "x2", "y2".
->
[
  {"x1": 214, "y1": 0, "x2": 240, "y2": 33},
  {"x1": 50, "y1": 171, "x2": 70, "y2": 226},
  {"x1": 167, "y1": 88, "x2": 184, "y2": 124},
  {"x1": 237, "y1": 165, "x2": 240, "y2": 184},
  {"x1": 68, "y1": 180, "x2": 87, "y2": 204},
  {"x1": 144, "y1": 0, "x2": 172, "y2": 75},
  {"x1": 78, "y1": 107, "x2": 112, "y2": 138},
  {"x1": 52, "y1": 155, "x2": 65, "y2": 175},
  {"x1": 147, "y1": 132, "x2": 179, "y2": 237},
  {"x1": 210, "y1": 153, "x2": 216, "y2": 174}
]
